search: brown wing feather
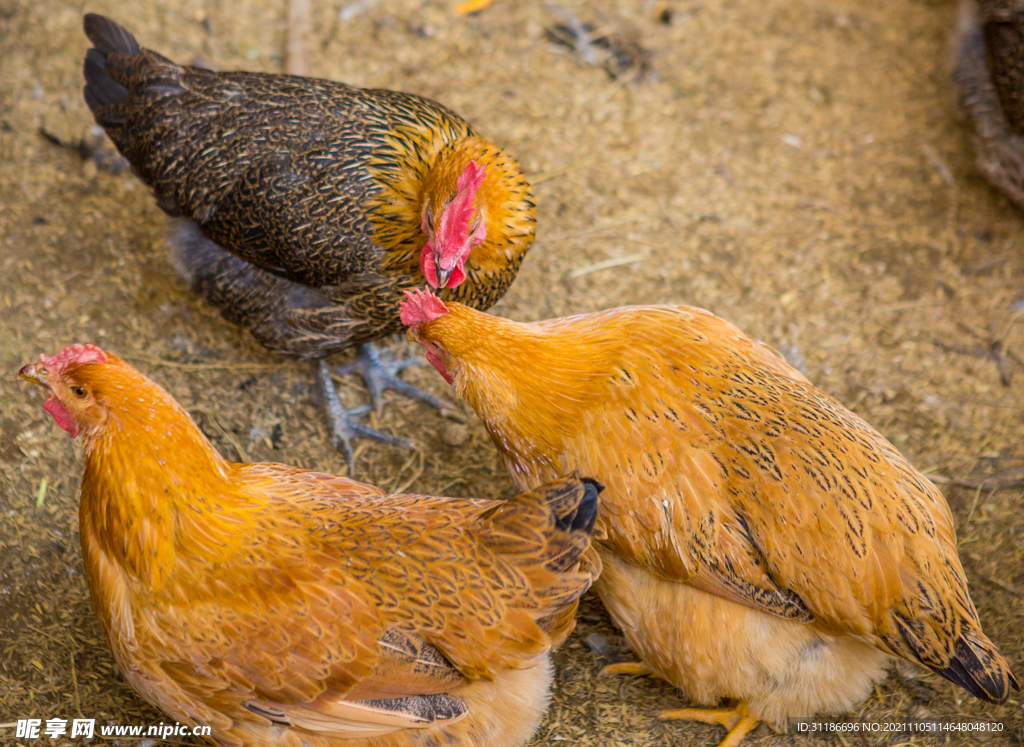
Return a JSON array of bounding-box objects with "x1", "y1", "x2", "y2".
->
[{"x1": 111, "y1": 464, "x2": 597, "y2": 739}]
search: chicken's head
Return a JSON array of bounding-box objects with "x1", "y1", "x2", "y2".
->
[
  {"x1": 402, "y1": 288, "x2": 552, "y2": 434},
  {"x1": 19, "y1": 344, "x2": 111, "y2": 439},
  {"x1": 420, "y1": 160, "x2": 487, "y2": 289},
  {"x1": 401, "y1": 289, "x2": 454, "y2": 382}
]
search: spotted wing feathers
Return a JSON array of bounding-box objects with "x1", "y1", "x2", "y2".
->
[
  {"x1": 447, "y1": 302, "x2": 1017, "y2": 704},
  {"x1": 141, "y1": 467, "x2": 599, "y2": 739}
]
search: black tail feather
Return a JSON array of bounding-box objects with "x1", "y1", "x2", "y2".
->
[
  {"x1": 894, "y1": 615, "x2": 1018, "y2": 704},
  {"x1": 476, "y1": 474, "x2": 602, "y2": 569},
  {"x1": 82, "y1": 14, "x2": 142, "y2": 118},
  {"x1": 929, "y1": 633, "x2": 1019, "y2": 704},
  {"x1": 553, "y1": 477, "x2": 602, "y2": 534},
  {"x1": 83, "y1": 48, "x2": 128, "y2": 112},
  {"x1": 535, "y1": 473, "x2": 602, "y2": 536},
  {"x1": 83, "y1": 13, "x2": 141, "y2": 56}
]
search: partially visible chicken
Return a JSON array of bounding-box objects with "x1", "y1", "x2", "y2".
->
[
  {"x1": 81, "y1": 14, "x2": 536, "y2": 466},
  {"x1": 401, "y1": 290, "x2": 1019, "y2": 747},
  {"x1": 954, "y1": 0, "x2": 1024, "y2": 209},
  {"x1": 456, "y1": 0, "x2": 500, "y2": 15},
  {"x1": 19, "y1": 343, "x2": 600, "y2": 747}
]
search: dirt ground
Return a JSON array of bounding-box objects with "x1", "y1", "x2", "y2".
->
[{"x1": 0, "y1": 0, "x2": 1022, "y2": 744}]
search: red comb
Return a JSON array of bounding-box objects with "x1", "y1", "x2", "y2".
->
[
  {"x1": 435, "y1": 161, "x2": 487, "y2": 265},
  {"x1": 457, "y1": 160, "x2": 487, "y2": 197},
  {"x1": 400, "y1": 289, "x2": 450, "y2": 326},
  {"x1": 40, "y1": 344, "x2": 109, "y2": 371}
]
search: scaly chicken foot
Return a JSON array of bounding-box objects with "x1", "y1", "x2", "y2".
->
[
  {"x1": 658, "y1": 700, "x2": 760, "y2": 747},
  {"x1": 314, "y1": 359, "x2": 414, "y2": 470},
  {"x1": 337, "y1": 343, "x2": 453, "y2": 415}
]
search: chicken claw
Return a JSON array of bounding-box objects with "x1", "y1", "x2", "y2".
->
[
  {"x1": 314, "y1": 359, "x2": 414, "y2": 470},
  {"x1": 658, "y1": 701, "x2": 760, "y2": 747},
  {"x1": 337, "y1": 342, "x2": 453, "y2": 415},
  {"x1": 599, "y1": 661, "x2": 654, "y2": 677}
]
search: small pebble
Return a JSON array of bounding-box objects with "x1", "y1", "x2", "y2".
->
[{"x1": 440, "y1": 422, "x2": 469, "y2": 447}]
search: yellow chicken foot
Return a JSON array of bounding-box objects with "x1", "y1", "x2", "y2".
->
[
  {"x1": 600, "y1": 661, "x2": 654, "y2": 676},
  {"x1": 658, "y1": 700, "x2": 760, "y2": 747}
]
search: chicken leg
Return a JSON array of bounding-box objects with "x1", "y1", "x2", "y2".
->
[
  {"x1": 313, "y1": 359, "x2": 413, "y2": 471},
  {"x1": 600, "y1": 662, "x2": 760, "y2": 747},
  {"x1": 169, "y1": 221, "x2": 448, "y2": 468},
  {"x1": 336, "y1": 342, "x2": 452, "y2": 415},
  {"x1": 600, "y1": 662, "x2": 653, "y2": 676},
  {"x1": 659, "y1": 701, "x2": 760, "y2": 747}
]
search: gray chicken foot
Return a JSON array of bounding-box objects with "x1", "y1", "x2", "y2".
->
[
  {"x1": 313, "y1": 359, "x2": 414, "y2": 471},
  {"x1": 336, "y1": 342, "x2": 453, "y2": 414}
]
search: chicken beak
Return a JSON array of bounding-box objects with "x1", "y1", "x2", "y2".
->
[
  {"x1": 18, "y1": 363, "x2": 49, "y2": 388},
  {"x1": 435, "y1": 259, "x2": 454, "y2": 289}
]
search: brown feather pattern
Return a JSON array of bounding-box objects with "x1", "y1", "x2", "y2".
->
[{"x1": 82, "y1": 14, "x2": 535, "y2": 358}]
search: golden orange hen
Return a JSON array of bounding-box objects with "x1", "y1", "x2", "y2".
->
[
  {"x1": 19, "y1": 343, "x2": 602, "y2": 747},
  {"x1": 401, "y1": 290, "x2": 1019, "y2": 747}
]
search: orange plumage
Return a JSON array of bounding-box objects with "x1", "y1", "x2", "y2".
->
[
  {"x1": 402, "y1": 294, "x2": 1019, "y2": 747},
  {"x1": 19, "y1": 344, "x2": 602, "y2": 747}
]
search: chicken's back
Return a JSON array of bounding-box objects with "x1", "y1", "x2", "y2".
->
[{"x1": 82, "y1": 431, "x2": 600, "y2": 747}]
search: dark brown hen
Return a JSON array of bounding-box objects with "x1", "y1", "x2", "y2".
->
[
  {"x1": 954, "y1": 0, "x2": 1024, "y2": 209},
  {"x1": 82, "y1": 14, "x2": 536, "y2": 465}
]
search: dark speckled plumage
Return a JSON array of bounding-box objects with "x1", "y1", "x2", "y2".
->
[
  {"x1": 82, "y1": 13, "x2": 535, "y2": 359},
  {"x1": 954, "y1": 0, "x2": 1024, "y2": 210},
  {"x1": 979, "y1": 0, "x2": 1024, "y2": 131}
]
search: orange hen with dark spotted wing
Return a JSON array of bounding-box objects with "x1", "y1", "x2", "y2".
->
[
  {"x1": 19, "y1": 344, "x2": 601, "y2": 747},
  {"x1": 402, "y1": 292, "x2": 1018, "y2": 747}
]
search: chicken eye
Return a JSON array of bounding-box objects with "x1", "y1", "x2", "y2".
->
[{"x1": 72, "y1": 386, "x2": 87, "y2": 398}]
